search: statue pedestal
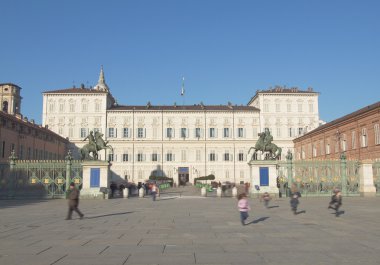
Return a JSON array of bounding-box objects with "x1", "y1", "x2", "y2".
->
[
  {"x1": 80, "y1": 160, "x2": 110, "y2": 199},
  {"x1": 248, "y1": 160, "x2": 279, "y2": 197}
]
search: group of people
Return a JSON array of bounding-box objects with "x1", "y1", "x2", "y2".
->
[{"x1": 237, "y1": 184, "x2": 343, "y2": 226}]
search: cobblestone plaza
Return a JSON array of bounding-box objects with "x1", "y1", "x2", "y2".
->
[{"x1": 1, "y1": 196, "x2": 380, "y2": 265}]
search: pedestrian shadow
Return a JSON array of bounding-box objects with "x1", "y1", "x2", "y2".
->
[
  {"x1": 247, "y1": 217, "x2": 270, "y2": 225},
  {"x1": 267, "y1": 205, "x2": 279, "y2": 209},
  {"x1": 331, "y1": 210, "x2": 345, "y2": 217},
  {"x1": 85, "y1": 211, "x2": 134, "y2": 219},
  {"x1": 157, "y1": 197, "x2": 179, "y2": 201},
  {"x1": 295, "y1": 210, "x2": 306, "y2": 215}
]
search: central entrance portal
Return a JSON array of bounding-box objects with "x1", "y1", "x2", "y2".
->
[{"x1": 178, "y1": 167, "x2": 189, "y2": 186}]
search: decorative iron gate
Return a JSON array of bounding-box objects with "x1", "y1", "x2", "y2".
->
[
  {"x1": 1, "y1": 151, "x2": 82, "y2": 199},
  {"x1": 277, "y1": 158, "x2": 360, "y2": 197}
]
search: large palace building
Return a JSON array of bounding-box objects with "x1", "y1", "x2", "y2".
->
[
  {"x1": 42, "y1": 68, "x2": 320, "y2": 185},
  {"x1": 0, "y1": 83, "x2": 68, "y2": 163}
]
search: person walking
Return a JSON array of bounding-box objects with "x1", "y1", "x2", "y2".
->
[
  {"x1": 290, "y1": 184, "x2": 301, "y2": 215},
  {"x1": 65, "y1": 182, "x2": 84, "y2": 220},
  {"x1": 328, "y1": 188, "x2": 342, "y2": 217},
  {"x1": 237, "y1": 193, "x2": 250, "y2": 225},
  {"x1": 151, "y1": 183, "x2": 159, "y2": 201},
  {"x1": 260, "y1": 192, "x2": 272, "y2": 208}
]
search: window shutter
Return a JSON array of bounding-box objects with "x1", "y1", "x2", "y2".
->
[
  {"x1": 187, "y1": 128, "x2": 189, "y2": 138},
  {"x1": 144, "y1": 128, "x2": 146, "y2": 138},
  {"x1": 157, "y1": 154, "x2": 161, "y2": 162},
  {"x1": 115, "y1": 128, "x2": 118, "y2": 138},
  {"x1": 215, "y1": 129, "x2": 218, "y2": 138},
  {"x1": 173, "y1": 154, "x2": 176, "y2": 161},
  {"x1": 143, "y1": 154, "x2": 146, "y2": 161},
  {"x1": 230, "y1": 154, "x2": 233, "y2": 161},
  {"x1": 216, "y1": 154, "x2": 218, "y2": 161},
  {"x1": 243, "y1": 128, "x2": 246, "y2": 138}
]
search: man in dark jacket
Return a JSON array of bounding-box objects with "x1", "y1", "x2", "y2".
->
[{"x1": 66, "y1": 182, "x2": 84, "y2": 220}]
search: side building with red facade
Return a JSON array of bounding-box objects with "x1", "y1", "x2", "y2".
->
[
  {"x1": 0, "y1": 83, "x2": 68, "y2": 163},
  {"x1": 293, "y1": 101, "x2": 380, "y2": 161}
]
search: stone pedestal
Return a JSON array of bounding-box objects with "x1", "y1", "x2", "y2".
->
[
  {"x1": 216, "y1": 187, "x2": 222, "y2": 197},
  {"x1": 359, "y1": 160, "x2": 376, "y2": 197},
  {"x1": 123, "y1": 188, "x2": 129, "y2": 199},
  {"x1": 201, "y1": 187, "x2": 207, "y2": 197},
  {"x1": 80, "y1": 160, "x2": 110, "y2": 199},
  {"x1": 248, "y1": 160, "x2": 279, "y2": 197},
  {"x1": 139, "y1": 188, "x2": 145, "y2": 198},
  {"x1": 232, "y1": 187, "x2": 238, "y2": 198}
]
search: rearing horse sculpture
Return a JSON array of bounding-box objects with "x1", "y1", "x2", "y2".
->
[
  {"x1": 80, "y1": 131, "x2": 113, "y2": 160},
  {"x1": 248, "y1": 131, "x2": 282, "y2": 160}
]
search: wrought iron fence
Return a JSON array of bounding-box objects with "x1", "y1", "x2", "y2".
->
[{"x1": 277, "y1": 159, "x2": 360, "y2": 197}]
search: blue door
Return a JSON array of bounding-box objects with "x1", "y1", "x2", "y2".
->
[
  {"x1": 259, "y1": 167, "x2": 269, "y2": 186},
  {"x1": 90, "y1": 168, "x2": 100, "y2": 187}
]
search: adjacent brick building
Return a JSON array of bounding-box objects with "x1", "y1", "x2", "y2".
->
[{"x1": 294, "y1": 101, "x2": 380, "y2": 161}]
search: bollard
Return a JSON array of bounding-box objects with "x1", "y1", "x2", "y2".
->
[
  {"x1": 216, "y1": 187, "x2": 222, "y2": 197},
  {"x1": 123, "y1": 188, "x2": 129, "y2": 199},
  {"x1": 232, "y1": 187, "x2": 238, "y2": 198},
  {"x1": 201, "y1": 187, "x2": 207, "y2": 197},
  {"x1": 139, "y1": 187, "x2": 145, "y2": 198}
]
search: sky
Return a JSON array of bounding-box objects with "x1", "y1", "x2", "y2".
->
[{"x1": 0, "y1": 0, "x2": 379, "y2": 124}]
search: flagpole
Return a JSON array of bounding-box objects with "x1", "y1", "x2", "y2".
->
[{"x1": 181, "y1": 76, "x2": 185, "y2": 106}]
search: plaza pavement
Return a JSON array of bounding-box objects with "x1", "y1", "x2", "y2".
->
[{"x1": 0, "y1": 194, "x2": 380, "y2": 265}]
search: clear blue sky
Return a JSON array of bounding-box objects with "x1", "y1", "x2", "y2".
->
[{"x1": 1, "y1": 0, "x2": 379, "y2": 124}]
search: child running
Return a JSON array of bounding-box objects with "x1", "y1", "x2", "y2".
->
[
  {"x1": 237, "y1": 193, "x2": 250, "y2": 225},
  {"x1": 260, "y1": 192, "x2": 272, "y2": 208},
  {"x1": 328, "y1": 188, "x2": 342, "y2": 217}
]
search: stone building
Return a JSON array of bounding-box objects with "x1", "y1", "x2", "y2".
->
[
  {"x1": 0, "y1": 83, "x2": 68, "y2": 163},
  {"x1": 294, "y1": 101, "x2": 380, "y2": 160},
  {"x1": 42, "y1": 68, "x2": 320, "y2": 185}
]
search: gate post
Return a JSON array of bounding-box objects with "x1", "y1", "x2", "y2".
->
[
  {"x1": 340, "y1": 153, "x2": 347, "y2": 196},
  {"x1": 8, "y1": 150, "x2": 17, "y2": 198},
  {"x1": 65, "y1": 150, "x2": 73, "y2": 191},
  {"x1": 286, "y1": 151, "x2": 293, "y2": 192},
  {"x1": 359, "y1": 160, "x2": 376, "y2": 197}
]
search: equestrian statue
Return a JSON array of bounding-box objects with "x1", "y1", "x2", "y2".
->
[
  {"x1": 80, "y1": 131, "x2": 113, "y2": 160},
  {"x1": 248, "y1": 128, "x2": 282, "y2": 160}
]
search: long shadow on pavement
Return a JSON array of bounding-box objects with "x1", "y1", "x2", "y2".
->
[
  {"x1": 85, "y1": 211, "x2": 134, "y2": 219},
  {"x1": 247, "y1": 216, "x2": 270, "y2": 225}
]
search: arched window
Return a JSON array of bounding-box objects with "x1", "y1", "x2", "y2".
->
[{"x1": 2, "y1": 101, "x2": 8, "y2": 112}]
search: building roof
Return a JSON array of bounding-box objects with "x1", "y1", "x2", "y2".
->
[
  {"x1": 294, "y1": 101, "x2": 380, "y2": 141},
  {"x1": 43, "y1": 87, "x2": 108, "y2": 94},
  {"x1": 109, "y1": 104, "x2": 259, "y2": 112},
  {"x1": 0, "y1": 83, "x2": 22, "y2": 89},
  {"x1": 0, "y1": 111, "x2": 69, "y2": 142},
  {"x1": 247, "y1": 86, "x2": 319, "y2": 105}
]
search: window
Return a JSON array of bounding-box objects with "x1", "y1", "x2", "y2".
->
[
  {"x1": 152, "y1": 153, "x2": 158, "y2": 162},
  {"x1": 287, "y1": 104, "x2": 291, "y2": 112},
  {"x1": 326, "y1": 144, "x2": 330, "y2": 155},
  {"x1": 95, "y1": 102, "x2": 100, "y2": 112},
  {"x1": 137, "y1": 128, "x2": 145, "y2": 138},
  {"x1": 276, "y1": 104, "x2": 280, "y2": 112},
  {"x1": 49, "y1": 102, "x2": 54, "y2": 112},
  {"x1": 313, "y1": 146, "x2": 317, "y2": 157},
  {"x1": 374, "y1": 124, "x2": 380, "y2": 145},
  {"x1": 238, "y1": 128, "x2": 244, "y2": 138},
  {"x1": 209, "y1": 152, "x2": 216, "y2": 161},
  {"x1": 361, "y1": 128, "x2": 368, "y2": 147},
  {"x1": 166, "y1": 128, "x2": 173, "y2": 138},
  {"x1": 238, "y1": 152, "x2": 244, "y2": 161},
  {"x1": 122, "y1": 153, "x2": 129, "y2": 162},
  {"x1": 166, "y1": 152, "x2": 173, "y2": 161},
  {"x1": 298, "y1": 128, "x2": 303, "y2": 136},
  {"x1": 264, "y1": 104, "x2": 269, "y2": 112},
  {"x1": 209, "y1": 128, "x2": 216, "y2": 138},
  {"x1": 223, "y1": 128, "x2": 230, "y2": 138},
  {"x1": 69, "y1": 127, "x2": 73, "y2": 138},
  {"x1": 196, "y1": 150, "x2": 201, "y2": 161},
  {"x1": 108, "y1": 128, "x2": 116, "y2": 138},
  {"x1": 276, "y1": 128, "x2": 281, "y2": 138},
  {"x1": 309, "y1": 103, "x2": 314, "y2": 113},
  {"x1": 351, "y1": 131, "x2": 356, "y2": 149},
  {"x1": 69, "y1": 103, "x2": 75, "y2": 112},
  {"x1": 123, "y1": 128, "x2": 129, "y2": 138},
  {"x1": 137, "y1": 153, "x2": 144, "y2": 162},
  {"x1": 80, "y1": 128, "x2": 87, "y2": 138},
  {"x1": 181, "y1": 128, "x2": 187, "y2": 138},
  {"x1": 181, "y1": 150, "x2": 186, "y2": 161},
  {"x1": 82, "y1": 104, "x2": 87, "y2": 112},
  {"x1": 224, "y1": 152, "x2": 230, "y2": 161},
  {"x1": 288, "y1": 128, "x2": 294, "y2": 137},
  {"x1": 195, "y1": 128, "x2": 201, "y2": 138},
  {"x1": 108, "y1": 154, "x2": 114, "y2": 162},
  {"x1": 298, "y1": 104, "x2": 302, "y2": 112}
]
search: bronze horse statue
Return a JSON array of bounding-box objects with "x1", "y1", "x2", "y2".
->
[
  {"x1": 248, "y1": 131, "x2": 282, "y2": 160},
  {"x1": 80, "y1": 131, "x2": 113, "y2": 160}
]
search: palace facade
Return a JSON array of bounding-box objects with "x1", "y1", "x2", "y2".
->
[
  {"x1": 42, "y1": 68, "x2": 320, "y2": 185},
  {"x1": 294, "y1": 101, "x2": 380, "y2": 161}
]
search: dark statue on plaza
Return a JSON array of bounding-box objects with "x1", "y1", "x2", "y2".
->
[
  {"x1": 248, "y1": 128, "x2": 282, "y2": 160},
  {"x1": 80, "y1": 131, "x2": 113, "y2": 160}
]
